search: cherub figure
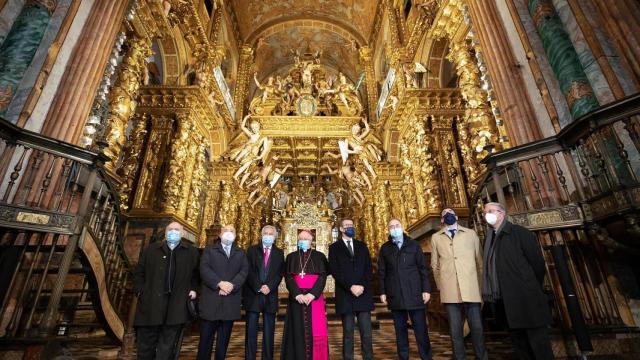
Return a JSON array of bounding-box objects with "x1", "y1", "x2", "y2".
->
[{"x1": 254, "y1": 72, "x2": 278, "y2": 104}]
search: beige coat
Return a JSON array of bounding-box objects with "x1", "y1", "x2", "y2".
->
[{"x1": 430, "y1": 225, "x2": 483, "y2": 303}]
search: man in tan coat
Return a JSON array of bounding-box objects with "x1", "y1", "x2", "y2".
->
[{"x1": 431, "y1": 208, "x2": 487, "y2": 360}]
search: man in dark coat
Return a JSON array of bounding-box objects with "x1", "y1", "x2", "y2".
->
[
  {"x1": 196, "y1": 224, "x2": 248, "y2": 360},
  {"x1": 482, "y1": 202, "x2": 554, "y2": 359},
  {"x1": 378, "y1": 218, "x2": 432, "y2": 360},
  {"x1": 243, "y1": 225, "x2": 285, "y2": 360},
  {"x1": 133, "y1": 221, "x2": 200, "y2": 360},
  {"x1": 328, "y1": 218, "x2": 374, "y2": 360}
]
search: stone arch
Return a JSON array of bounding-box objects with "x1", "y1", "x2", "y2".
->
[
  {"x1": 414, "y1": 37, "x2": 455, "y2": 88},
  {"x1": 246, "y1": 17, "x2": 366, "y2": 48}
]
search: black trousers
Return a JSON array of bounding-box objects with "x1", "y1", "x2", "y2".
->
[
  {"x1": 391, "y1": 309, "x2": 432, "y2": 360},
  {"x1": 341, "y1": 311, "x2": 374, "y2": 360},
  {"x1": 136, "y1": 325, "x2": 182, "y2": 360},
  {"x1": 509, "y1": 327, "x2": 554, "y2": 360},
  {"x1": 245, "y1": 311, "x2": 276, "y2": 360},
  {"x1": 195, "y1": 319, "x2": 234, "y2": 360}
]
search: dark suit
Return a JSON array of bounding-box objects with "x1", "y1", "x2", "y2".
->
[
  {"x1": 486, "y1": 221, "x2": 553, "y2": 359},
  {"x1": 329, "y1": 238, "x2": 374, "y2": 360},
  {"x1": 133, "y1": 241, "x2": 199, "y2": 360},
  {"x1": 196, "y1": 243, "x2": 248, "y2": 360},
  {"x1": 378, "y1": 234, "x2": 432, "y2": 360},
  {"x1": 242, "y1": 244, "x2": 284, "y2": 360}
]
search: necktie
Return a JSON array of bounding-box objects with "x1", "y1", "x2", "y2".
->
[
  {"x1": 449, "y1": 229, "x2": 456, "y2": 238},
  {"x1": 264, "y1": 247, "x2": 270, "y2": 267},
  {"x1": 224, "y1": 245, "x2": 230, "y2": 258},
  {"x1": 395, "y1": 240, "x2": 402, "y2": 249},
  {"x1": 347, "y1": 240, "x2": 354, "y2": 257}
]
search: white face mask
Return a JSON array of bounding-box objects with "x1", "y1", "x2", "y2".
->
[
  {"x1": 485, "y1": 212, "x2": 498, "y2": 226},
  {"x1": 221, "y1": 231, "x2": 235, "y2": 245}
]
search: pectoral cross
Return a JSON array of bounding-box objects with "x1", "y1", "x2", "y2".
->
[{"x1": 300, "y1": 271, "x2": 305, "y2": 279}]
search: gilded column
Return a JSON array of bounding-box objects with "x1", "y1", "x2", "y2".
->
[
  {"x1": 363, "y1": 199, "x2": 376, "y2": 256},
  {"x1": 118, "y1": 113, "x2": 149, "y2": 211},
  {"x1": 233, "y1": 46, "x2": 254, "y2": 122},
  {"x1": 162, "y1": 115, "x2": 194, "y2": 217},
  {"x1": 448, "y1": 41, "x2": 501, "y2": 160},
  {"x1": 200, "y1": 180, "x2": 222, "y2": 247},
  {"x1": 218, "y1": 180, "x2": 239, "y2": 227},
  {"x1": 185, "y1": 138, "x2": 209, "y2": 228},
  {"x1": 237, "y1": 203, "x2": 251, "y2": 249},
  {"x1": 527, "y1": 0, "x2": 599, "y2": 119},
  {"x1": 103, "y1": 37, "x2": 152, "y2": 171},
  {"x1": 359, "y1": 46, "x2": 379, "y2": 122},
  {"x1": 133, "y1": 115, "x2": 174, "y2": 210},
  {"x1": 384, "y1": 0, "x2": 402, "y2": 47},
  {"x1": 399, "y1": 141, "x2": 421, "y2": 220},
  {"x1": 415, "y1": 119, "x2": 442, "y2": 213},
  {"x1": 465, "y1": 0, "x2": 543, "y2": 145},
  {"x1": 374, "y1": 180, "x2": 391, "y2": 251},
  {"x1": 41, "y1": 0, "x2": 129, "y2": 144}
]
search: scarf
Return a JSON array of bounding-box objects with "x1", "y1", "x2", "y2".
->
[{"x1": 482, "y1": 227, "x2": 501, "y2": 302}]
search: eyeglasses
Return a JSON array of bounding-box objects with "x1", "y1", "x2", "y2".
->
[{"x1": 388, "y1": 224, "x2": 402, "y2": 229}]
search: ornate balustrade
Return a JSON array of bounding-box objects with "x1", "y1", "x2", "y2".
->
[{"x1": 0, "y1": 117, "x2": 130, "y2": 342}]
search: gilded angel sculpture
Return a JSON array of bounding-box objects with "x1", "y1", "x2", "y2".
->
[
  {"x1": 324, "y1": 116, "x2": 382, "y2": 180},
  {"x1": 227, "y1": 115, "x2": 271, "y2": 181}
]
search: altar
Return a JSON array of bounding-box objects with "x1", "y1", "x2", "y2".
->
[{"x1": 276, "y1": 202, "x2": 336, "y2": 294}]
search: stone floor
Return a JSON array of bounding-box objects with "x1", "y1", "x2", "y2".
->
[{"x1": 61, "y1": 322, "x2": 516, "y2": 359}]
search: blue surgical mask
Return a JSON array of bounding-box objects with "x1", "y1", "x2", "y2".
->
[
  {"x1": 443, "y1": 213, "x2": 457, "y2": 226},
  {"x1": 344, "y1": 227, "x2": 355, "y2": 238},
  {"x1": 298, "y1": 239, "x2": 310, "y2": 251},
  {"x1": 262, "y1": 235, "x2": 275, "y2": 247},
  {"x1": 166, "y1": 230, "x2": 181, "y2": 248},
  {"x1": 390, "y1": 228, "x2": 403, "y2": 239}
]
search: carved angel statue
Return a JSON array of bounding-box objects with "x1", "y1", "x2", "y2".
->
[
  {"x1": 315, "y1": 76, "x2": 335, "y2": 106},
  {"x1": 254, "y1": 72, "x2": 279, "y2": 104},
  {"x1": 383, "y1": 95, "x2": 399, "y2": 112},
  {"x1": 322, "y1": 162, "x2": 371, "y2": 194},
  {"x1": 324, "y1": 116, "x2": 382, "y2": 180},
  {"x1": 227, "y1": 115, "x2": 272, "y2": 180},
  {"x1": 281, "y1": 75, "x2": 300, "y2": 107},
  {"x1": 335, "y1": 72, "x2": 362, "y2": 113},
  {"x1": 403, "y1": 63, "x2": 418, "y2": 89}
]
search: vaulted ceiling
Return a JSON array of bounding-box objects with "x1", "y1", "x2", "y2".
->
[{"x1": 230, "y1": 0, "x2": 379, "y2": 82}]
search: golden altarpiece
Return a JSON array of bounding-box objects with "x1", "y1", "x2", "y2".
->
[{"x1": 89, "y1": 1, "x2": 639, "y2": 353}]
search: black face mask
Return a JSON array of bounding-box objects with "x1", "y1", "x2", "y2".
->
[{"x1": 443, "y1": 213, "x2": 457, "y2": 226}]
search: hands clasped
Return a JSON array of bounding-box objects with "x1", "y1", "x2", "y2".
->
[
  {"x1": 295, "y1": 293, "x2": 316, "y2": 306},
  {"x1": 350, "y1": 285, "x2": 364, "y2": 297},
  {"x1": 218, "y1": 281, "x2": 234, "y2": 296}
]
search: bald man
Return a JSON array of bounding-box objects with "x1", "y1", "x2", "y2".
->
[
  {"x1": 281, "y1": 230, "x2": 329, "y2": 360},
  {"x1": 133, "y1": 222, "x2": 200, "y2": 360}
]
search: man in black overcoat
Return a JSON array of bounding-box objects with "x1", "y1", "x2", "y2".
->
[
  {"x1": 133, "y1": 221, "x2": 200, "y2": 360},
  {"x1": 243, "y1": 225, "x2": 285, "y2": 360},
  {"x1": 378, "y1": 218, "x2": 433, "y2": 360},
  {"x1": 328, "y1": 218, "x2": 374, "y2": 360},
  {"x1": 196, "y1": 224, "x2": 248, "y2": 360},
  {"x1": 482, "y1": 202, "x2": 554, "y2": 359}
]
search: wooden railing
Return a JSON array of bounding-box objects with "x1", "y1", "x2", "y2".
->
[
  {"x1": 0, "y1": 117, "x2": 130, "y2": 342},
  {"x1": 470, "y1": 94, "x2": 640, "y2": 343}
]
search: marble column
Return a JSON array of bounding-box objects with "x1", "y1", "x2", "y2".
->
[
  {"x1": 527, "y1": 0, "x2": 599, "y2": 119},
  {"x1": 40, "y1": 0, "x2": 128, "y2": 144},
  {"x1": 466, "y1": 0, "x2": 542, "y2": 145}
]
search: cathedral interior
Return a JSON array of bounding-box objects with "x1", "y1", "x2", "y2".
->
[{"x1": 1, "y1": 0, "x2": 640, "y2": 358}]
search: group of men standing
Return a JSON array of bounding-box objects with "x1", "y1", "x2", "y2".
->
[{"x1": 133, "y1": 201, "x2": 554, "y2": 360}]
